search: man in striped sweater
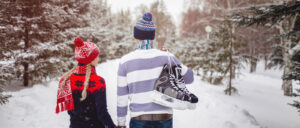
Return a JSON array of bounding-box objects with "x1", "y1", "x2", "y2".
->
[{"x1": 117, "y1": 12, "x2": 194, "y2": 128}]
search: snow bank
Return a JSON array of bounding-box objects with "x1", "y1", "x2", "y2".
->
[
  {"x1": 232, "y1": 61, "x2": 300, "y2": 128},
  {"x1": 0, "y1": 81, "x2": 69, "y2": 128},
  {"x1": 173, "y1": 77, "x2": 261, "y2": 128},
  {"x1": 0, "y1": 59, "x2": 299, "y2": 128}
]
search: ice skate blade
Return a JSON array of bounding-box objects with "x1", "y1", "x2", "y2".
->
[
  {"x1": 188, "y1": 103, "x2": 196, "y2": 110},
  {"x1": 151, "y1": 90, "x2": 197, "y2": 110}
]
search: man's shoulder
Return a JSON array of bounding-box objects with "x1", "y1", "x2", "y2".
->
[
  {"x1": 120, "y1": 49, "x2": 171, "y2": 64},
  {"x1": 120, "y1": 51, "x2": 137, "y2": 61}
]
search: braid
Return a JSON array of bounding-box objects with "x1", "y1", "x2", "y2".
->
[
  {"x1": 80, "y1": 64, "x2": 92, "y2": 101},
  {"x1": 61, "y1": 65, "x2": 77, "y2": 89}
]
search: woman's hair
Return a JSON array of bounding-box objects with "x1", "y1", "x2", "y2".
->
[
  {"x1": 80, "y1": 64, "x2": 92, "y2": 101},
  {"x1": 61, "y1": 64, "x2": 92, "y2": 101}
]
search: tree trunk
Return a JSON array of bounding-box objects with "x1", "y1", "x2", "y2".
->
[
  {"x1": 23, "y1": 22, "x2": 29, "y2": 87},
  {"x1": 225, "y1": 0, "x2": 233, "y2": 96},
  {"x1": 282, "y1": 38, "x2": 293, "y2": 96},
  {"x1": 249, "y1": 41, "x2": 257, "y2": 73},
  {"x1": 250, "y1": 57, "x2": 257, "y2": 73},
  {"x1": 228, "y1": 66, "x2": 232, "y2": 95},
  {"x1": 209, "y1": 71, "x2": 213, "y2": 84},
  {"x1": 280, "y1": 12, "x2": 298, "y2": 96},
  {"x1": 264, "y1": 55, "x2": 268, "y2": 70},
  {"x1": 226, "y1": 21, "x2": 233, "y2": 96},
  {"x1": 23, "y1": 63, "x2": 29, "y2": 87},
  {"x1": 228, "y1": 31, "x2": 233, "y2": 96}
]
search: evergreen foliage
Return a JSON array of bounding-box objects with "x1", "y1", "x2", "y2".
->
[
  {"x1": 0, "y1": 84, "x2": 10, "y2": 105},
  {"x1": 0, "y1": 0, "x2": 90, "y2": 87},
  {"x1": 230, "y1": 0, "x2": 300, "y2": 111},
  {"x1": 0, "y1": 0, "x2": 134, "y2": 90}
]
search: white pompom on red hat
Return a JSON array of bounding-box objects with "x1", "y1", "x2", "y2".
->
[{"x1": 74, "y1": 37, "x2": 100, "y2": 64}]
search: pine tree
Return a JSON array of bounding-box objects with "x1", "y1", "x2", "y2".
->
[
  {"x1": 64, "y1": 0, "x2": 112, "y2": 62},
  {"x1": 288, "y1": 88, "x2": 300, "y2": 115},
  {"x1": 0, "y1": 84, "x2": 10, "y2": 105},
  {"x1": 212, "y1": 20, "x2": 246, "y2": 95},
  {"x1": 0, "y1": 0, "x2": 90, "y2": 87},
  {"x1": 179, "y1": 0, "x2": 255, "y2": 95},
  {"x1": 181, "y1": 0, "x2": 279, "y2": 73},
  {"x1": 176, "y1": 19, "x2": 246, "y2": 95},
  {"x1": 136, "y1": 0, "x2": 177, "y2": 49},
  {"x1": 173, "y1": 38, "x2": 205, "y2": 76},
  {"x1": 150, "y1": 0, "x2": 176, "y2": 49},
  {"x1": 283, "y1": 18, "x2": 300, "y2": 113},
  {"x1": 107, "y1": 10, "x2": 135, "y2": 59}
]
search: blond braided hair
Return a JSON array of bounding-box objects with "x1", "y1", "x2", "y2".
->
[
  {"x1": 61, "y1": 64, "x2": 92, "y2": 101},
  {"x1": 80, "y1": 64, "x2": 92, "y2": 101},
  {"x1": 61, "y1": 65, "x2": 77, "y2": 89}
]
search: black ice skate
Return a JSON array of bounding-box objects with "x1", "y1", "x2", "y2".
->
[
  {"x1": 152, "y1": 64, "x2": 192, "y2": 110},
  {"x1": 172, "y1": 65, "x2": 198, "y2": 109}
]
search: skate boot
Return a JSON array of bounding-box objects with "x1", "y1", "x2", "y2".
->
[
  {"x1": 172, "y1": 65, "x2": 198, "y2": 109},
  {"x1": 152, "y1": 64, "x2": 191, "y2": 110}
]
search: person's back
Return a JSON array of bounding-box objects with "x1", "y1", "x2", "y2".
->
[
  {"x1": 56, "y1": 37, "x2": 116, "y2": 128},
  {"x1": 68, "y1": 65, "x2": 113, "y2": 128},
  {"x1": 117, "y1": 49, "x2": 194, "y2": 127},
  {"x1": 117, "y1": 12, "x2": 194, "y2": 128}
]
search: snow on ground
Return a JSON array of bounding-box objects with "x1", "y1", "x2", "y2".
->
[
  {"x1": 0, "y1": 80, "x2": 69, "y2": 128},
  {"x1": 229, "y1": 62, "x2": 300, "y2": 128},
  {"x1": 0, "y1": 60, "x2": 300, "y2": 128}
]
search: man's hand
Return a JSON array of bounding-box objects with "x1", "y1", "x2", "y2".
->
[
  {"x1": 160, "y1": 47, "x2": 168, "y2": 51},
  {"x1": 117, "y1": 126, "x2": 126, "y2": 128}
]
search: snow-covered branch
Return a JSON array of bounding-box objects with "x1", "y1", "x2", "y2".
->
[{"x1": 289, "y1": 40, "x2": 300, "y2": 57}]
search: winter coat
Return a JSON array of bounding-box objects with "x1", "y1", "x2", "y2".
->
[{"x1": 68, "y1": 65, "x2": 116, "y2": 128}]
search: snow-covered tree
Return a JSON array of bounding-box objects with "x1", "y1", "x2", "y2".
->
[
  {"x1": 181, "y1": 0, "x2": 280, "y2": 73},
  {"x1": 107, "y1": 10, "x2": 135, "y2": 59},
  {"x1": 176, "y1": 19, "x2": 246, "y2": 95},
  {"x1": 211, "y1": 20, "x2": 246, "y2": 95},
  {"x1": 67, "y1": 0, "x2": 134, "y2": 62},
  {"x1": 283, "y1": 17, "x2": 300, "y2": 113},
  {"x1": 0, "y1": 0, "x2": 90, "y2": 87},
  {"x1": 179, "y1": 0, "x2": 261, "y2": 95},
  {"x1": 288, "y1": 88, "x2": 300, "y2": 115},
  {"x1": 231, "y1": 0, "x2": 300, "y2": 96},
  {"x1": 0, "y1": 84, "x2": 10, "y2": 105},
  {"x1": 136, "y1": 0, "x2": 177, "y2": 49},
  {"x1": 173, "y1": 38, "x2": 204, "y2": 75},
  {"x1": 175, "y1": 38, "x2": 228, "y2": 85},
  {"x1": 0, "y1": 0, "x2": 137, "y2": 90}
]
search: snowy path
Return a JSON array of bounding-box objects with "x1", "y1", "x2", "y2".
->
[
  {"x1": 226, "y1": 64, "x2": 300, "y2": 128},
  {"x1": 0, "y1": 60, "x2": 299, "y2": 128}
]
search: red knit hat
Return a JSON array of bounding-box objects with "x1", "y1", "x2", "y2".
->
[{"x1": 74, "y1": 37, "x2": 100, "y2": 64}]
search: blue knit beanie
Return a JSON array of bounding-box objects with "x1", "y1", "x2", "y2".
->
[{"x1": 134, "y1": 12, "x2": 156, "y2": 40}]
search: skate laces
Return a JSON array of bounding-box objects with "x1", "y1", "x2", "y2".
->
[
  {"x1": 169, "y1": 74, "x2": 180, "y2": 91},
  {"x1": 166, "y1": 50, "x2": 184, "y2": 93},
  {"x1": 176, "y1": 77, "x2": 191, "y2": 94}
]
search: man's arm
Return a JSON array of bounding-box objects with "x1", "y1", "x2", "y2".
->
[
  {"x1": 117, "y1": 62, "x2": 129, "y2": 127},
  {"x1": 180, "y1": 64, "x2": 194, "y2": 84}
]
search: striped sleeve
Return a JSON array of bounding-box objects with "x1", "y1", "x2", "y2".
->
[
  {"x1": 180, "y1": 64, "x2": 194, "y2": 84},
  {"x1": 117, "y1": 62, "x2": 129, "y2": 126}
]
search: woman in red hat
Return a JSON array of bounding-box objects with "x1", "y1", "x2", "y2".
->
[{"x1": 56, "y1": 37, "x2": 116, "y2": 128}]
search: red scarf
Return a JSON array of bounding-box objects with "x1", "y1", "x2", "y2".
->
[
  {"x1": 56, "y1": 76, "x2": 74, "y2": 114},
  {"x1": 55, "y1": 65, "x2": 97, "y2": 114}
]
